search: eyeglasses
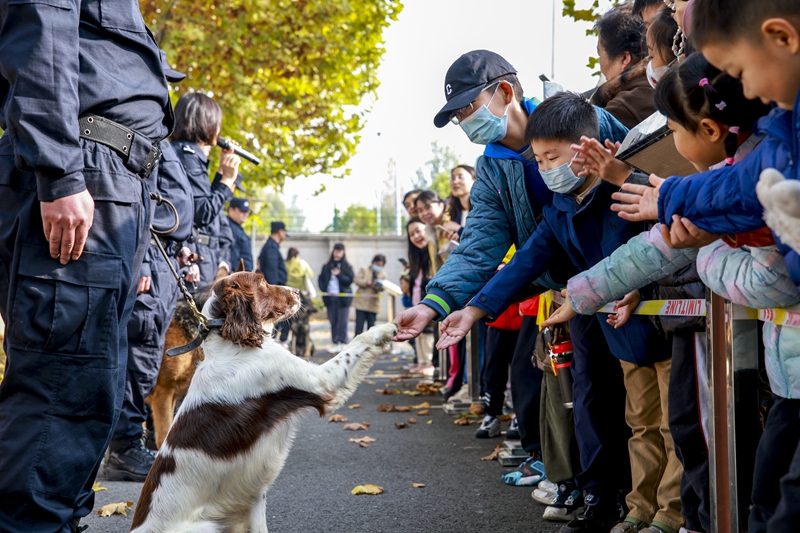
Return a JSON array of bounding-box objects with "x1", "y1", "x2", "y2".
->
[{"x1": 449, "y1": 81, "x2": 501, "y2": 125}]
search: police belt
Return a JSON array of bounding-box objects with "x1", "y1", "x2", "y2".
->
[
  {"x1": 78, "y1": 114, "x2": 161, "y2": 179},
  {"x1": 195, "y1": 233, "x2": 217, "y2": 247}
]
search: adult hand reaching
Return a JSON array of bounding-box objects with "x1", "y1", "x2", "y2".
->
[
  {"x1": 41, "y1": 189, "x2": 95, "y2": 264},
  {"x1": 393, "y1": 304, "x2": 437, "y2": 341},
  {"x1": 436, "y1": 306, "x2": 486, "y2": 349},
  {"x1": 611, "y1": 174, "x2": 664, "y2": 222}
]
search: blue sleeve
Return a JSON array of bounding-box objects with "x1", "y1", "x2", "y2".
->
[
  {"x1": 182, "y1": 157, "x2": 232, "y2": 229},
  {"x1": 262, "y1": 243, "x2": 282, "y2": 285},
  {"x1": 0, "y1": 0, "x2": 85, "y2": 201},
  {"x1": 471, "y1": 217, "x2": 559, "y2": 318},
  {"x1": 151, "y1": 140, "x2": 194, "y2": 243},
  {"x1": 594, "y1": 106, "x2": 630, "y2": 145}
]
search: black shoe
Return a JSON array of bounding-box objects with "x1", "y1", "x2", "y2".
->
[
  {"x1": 69, "y1": 518, "x2": 88, "y2": 533},
  {"x1": 103, "y1": 436, "x2": 156, "y2": 482},
  {"x1": 143, "y1": 427, "x2": 158, "y2": 452},
  {"x1": 560, "y1": 492, "x2": 622, "y2": 533}
]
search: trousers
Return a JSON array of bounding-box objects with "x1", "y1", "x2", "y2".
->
[
  {"x1": 354, "y1": 310, "x2": 376, "y2": 336},
  {"x1": 508, "y1": 316, "x2": 543, "y2": 454},
  {"x1": 540, "y1": 371, "x2": 581, "y2": 484},
  {"x1": 481, "y1": 327, "x2": 518, "y2": 417},
  {"x1": 0, "y1": 139, "x2": 149, "y2": 532},
  {"x1": 326, "y1": 299, "x2": 350, "y2": 344},
  {"x1": 113, "y1": 247, "x2": 179, "y2": 441}
]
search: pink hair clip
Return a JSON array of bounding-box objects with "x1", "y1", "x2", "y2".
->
[
  {"x1": 699, "y1": 78, "x2": 709, "y2": 87},
  {"x1": 729, "y1": 126, "x2": 740, "y2": 134},
  {"x1": 715, "y1": 101, "x2": 727, "y2": 111},
  {"x1": 725, "y1": 157, "x2": 735, "y2": 165}
]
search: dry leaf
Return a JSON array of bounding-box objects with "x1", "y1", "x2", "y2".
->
[
  {"x1": 389, "y1": 375, "x2": 407, "y2": 382},
  {"x1": 411, "y1": 402, "x2": 431, "y2": 409},
  {"x1": 427, "y1": 420, "x2": 433, "y2": 424},
  {"x1": 499, "y1": 413, "x2": 514, "y2": 422},
  {"x1": 96, "y1": 501, "x2": 134, "y2": 517},
  {"x1": 349, "y1": 436, "x2": 377, "y2": 447},
  {"x1": 348, "y1": 404, "x2": 362, "y2": 409},
  {"x1": 454, "y1": 416, "x2": 472, "y2": 426},
  {"x1": 377, "y1": 404, "x2": 394, "y2": 412},
  {"x1": 364, "y1": 379, "x2": 376, "y2": 385},
  {"x1": 373, "y1": 370, "x2": 384, "y2": 376},
  {"x1": 375, "y1": 389, "x2": 401, "y2": 395},
  {"x1": 481, "y1": 443, "x2": 504, "y2": 461},
  {"x1": 352, "y1": 484, "x2": 385, "y2": 495},
  {"x1": 328, "y1": 414, "x2": 348, "y2": 423},
  {"x1": 408, "y1": 418, "x2": 418, "y2": 424},
  {"x1": 343, "y1": 422, "x2": 370, "y2": 431},
  {"x1": 412, "y1": 482, "x2": 426, "y2": 488},
  {"x1": 394, "y1": 405, "x2": 412, "y2": 412},
  {"x1": 415, "y1": 383, "x2": 441, "y2": 395},
  {"x1": 469, "y1": 403, "x2": 484, "y2": 415},
  {"x1": 92, "y1": 482, "x2": 107, "y2": 492},
  {"x1": 391, "y1": 357, "x2": 399, "y2": 362},
  {"x1": 402, "y1": 390, "x2": 421, "y2": 396},
  {"x1": 417, "y1": 409, "x2": 430, "y2": 416},
  {"x1": 395, "y1": 422, "x2": 408, "y2": 429}
]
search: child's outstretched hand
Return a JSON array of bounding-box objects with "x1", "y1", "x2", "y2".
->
[
  {"x1": 611, "y1": 174, "x2": 664, "y2": 221},
  {"x1": 661, "y1": 216, "x2": 721, "y2": 249},
  {"x1": 607, "y1": 290, "x2": 641, "y2": 329},
  {"x1": 436, "y1": 307, "x2": 485, "y2": 349},
  {"x1": 540, "y1": 290, "x2": 578, "y2": 328},
  {"x1": 571, "y1": 136, "x2": 631, "y2": 187}
]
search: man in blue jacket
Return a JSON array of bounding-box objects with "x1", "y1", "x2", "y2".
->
[
  {"x1": 227, "y1": 198, "x2": 253, "y2": 271},
  {"x1": 394, "y1": 50, "x2": 629, "y2": 489},
  {"x1": 0, "y1": 1, "x2": 173, "y2": 530},
  {"x1": 258, "y1": 221, "x2": 289, "y2": 341}
]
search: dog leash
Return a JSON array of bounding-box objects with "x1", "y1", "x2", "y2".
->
[{"x1": 146, "y1": 191, "x2": 224, "y2": 356}]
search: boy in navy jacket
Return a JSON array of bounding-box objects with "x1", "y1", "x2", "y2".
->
[{"x1": 439, "y1": 92, "x2": 674, "y2": 533}]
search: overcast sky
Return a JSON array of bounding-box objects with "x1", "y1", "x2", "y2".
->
[{"x1": 281, "y1": 0, "x2": 615, "y2": 232}]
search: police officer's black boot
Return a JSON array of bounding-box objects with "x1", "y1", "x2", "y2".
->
[
  {"x1": 69, "y1": 518, "x2": 88, "y2": 533},
  {"x1": 103, "y1": 434, "x2": 156, "y2": 482}
]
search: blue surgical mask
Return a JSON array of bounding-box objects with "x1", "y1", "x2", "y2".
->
[
  {"x1": 459, "y1": 87, "x2": 511, "y2": 145},
  {"x1": 372, "y1": 264, "x2": 383, "y2": 272},
  {"x1": 539, "y1": 154, "x2": 586, "y2": 194}
]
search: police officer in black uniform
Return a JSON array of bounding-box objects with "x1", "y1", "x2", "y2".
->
[
  {"x1": 171, "y1": 93, "x2": 240, "y2": 289},
  {"x1": 227, "y1": 197, "x2": 253, "y2": 271},
  {"x1": 0, "y1": 1, "x2": 172, "y2": 530},
  {"x1": 101, "y1": 54, "x2": 195, "y2": 482}
]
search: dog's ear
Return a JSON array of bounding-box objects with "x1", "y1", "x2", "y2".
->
[{"x1": 218, "y1": 280, "x2": 267, "y2": 348}]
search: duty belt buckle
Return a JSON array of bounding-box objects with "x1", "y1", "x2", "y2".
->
[{"x1": 139, "y1": 143, "x2": 162, "y2": 179}]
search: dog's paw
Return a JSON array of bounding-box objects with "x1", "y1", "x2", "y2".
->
[{"x1": 362, "y1": 323, "x2": 398, "y2": 348}]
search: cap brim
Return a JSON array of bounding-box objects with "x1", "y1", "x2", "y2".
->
[
  {"x1": 165, "y1": 70, "x2": 186, "y2": 83},
  {"x1": 433, "y1": 85, "x2": 485, "y2": 128}
]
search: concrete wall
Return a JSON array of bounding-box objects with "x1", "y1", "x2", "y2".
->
[{"x1": 251, "y1": 232, "x2": 408, "y2": 321}]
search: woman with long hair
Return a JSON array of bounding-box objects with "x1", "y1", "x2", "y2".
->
[
  {"x1": 415, "y1": 190, "x2": 461, "y2": 272},
  {"x1": 318, "y1": 243, "x2": 354, "y2": 352},
  {"x1": 447, "y1": 165, "x2": 476, "y2": 227},
  {"x1": 404, "y1": 218, "x2": 435, "y2": 375}
]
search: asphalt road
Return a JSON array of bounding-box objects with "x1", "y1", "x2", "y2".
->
[{"x1": 84, "y1": 323, "x2": 563, "y2": 533}]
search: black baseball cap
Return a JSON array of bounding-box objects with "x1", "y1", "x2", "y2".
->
[
  {"x1": 229, "y1": 198, "x2": 250, "y2": 212},
  {"x1": 159, "y1": 50, "x2": 186, "y2": 83},
  {"x1": 271, "y1": 221, "x2": 289, "y2": 236},
  {"x1": 433, "y1": 50, "x2": 517, "y2": 128}
]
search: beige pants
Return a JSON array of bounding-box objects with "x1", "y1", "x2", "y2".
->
[
  {"x1": 416, "y1": 333, "x2": 433, "y2": 366},
  {"x1": 620, "y1": 359, "x2": 684, "y2": 531}
]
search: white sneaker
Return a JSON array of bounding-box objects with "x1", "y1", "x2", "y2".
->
[
  {"x1": 326, "y1": 345, "x2": 339, "y2": 354},
  {"x1": 532, "y1": 480, "x2": 558, "y2": 504},
  {"x1": 448, "y1": 386, "x2": 470, "y2": 403},
  {"x1": 475, "y1": 415, "x2": 501, "y2": 438}
]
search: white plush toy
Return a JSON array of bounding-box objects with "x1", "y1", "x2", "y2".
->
[{"x1": 757, "y1": 168, "x2": 800, "y2": 253}]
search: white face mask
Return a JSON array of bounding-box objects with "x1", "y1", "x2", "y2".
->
[
  {"x1": 646, "y1": 59, "x2": 675, "y2": 88},
  {"x1": 538, "y1": 153, "x2": 585, "y2": 194}
]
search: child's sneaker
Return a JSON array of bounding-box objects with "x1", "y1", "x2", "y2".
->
[
  {"x1": 501, "y1": 454, "x2": 546, "y2": 486},
  {"x1": 506, "y1": 416, "x2": 520, "y2": 439},
  {"x1": 543, "y1": 483, "x2": 583, "y2": 521},
  {"x1": 561, "y1": 492, "x2": 624, "y2": 533},
  {"x1": 532, "y1": 479, "x2": 559, "y2": 504},
  {"x1": 475, "y1": 415, "x2": 501, "y2": 438}
]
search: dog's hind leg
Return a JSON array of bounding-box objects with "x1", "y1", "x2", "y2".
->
[{"x1": 149, "y1": 388, "x2": 175, "y2": 449}]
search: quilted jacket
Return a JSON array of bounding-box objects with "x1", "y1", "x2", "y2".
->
[
  {"x1": 657, "y1": 95, "x2": 800, "y2": 290},
  {"x1": 421, "y1": 99, "x2": 629, "y2": 318}
]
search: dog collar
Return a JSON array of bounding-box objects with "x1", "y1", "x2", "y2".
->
[{"x1": 166, "y1": 318, "x2": 226, "y2": 357}]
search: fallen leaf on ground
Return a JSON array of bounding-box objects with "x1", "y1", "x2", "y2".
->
[
  {"x1": 395, "y1": 422, "x2": 408, "y2": 429},
  {"x1": 481, "y1": 443, "x2": 504, "y2": 461},
  {"x1": 352, "y1": 484, "x2": 385, "y2": 495},
  {"x1": 349, "y1": 436, "x2": 377, "y2": 447},
  {"x1": 402, "y1": 390, "x2": 421, "y2": 396},
  {"x1": 377, "y1": 404, "x2": 394, "y2": 412},
  {"x1": 389, "y1": 375, "x2": 411, "y2": 382},
  {"x1": 411, "y1": 402, "x2": 431, "y2": 409},
  {"x1": 328, "y1": 414, "x2": 348, "y2": 423},
  {"x1": 499, "y1": 413, "x2": 515, "y2": 422},
  {"x1": 408, "y1": 418, "x2": 418, "y2": 424},
  {"x1": 469, "y1": 403, "x2": 483, "y2": 415},
  {"x1": 417, "y1": 409, "x2": 430, "y2": 416},
  {"x1": 96, "y1": 502, "x2": 134, "y2": 517},
  {"x1": 427, "y1": 420, "x2": 433, "y2": 424},
  {"x1": 343, "y1": 423, "x2": 371, "y2": 431},
  {"x1": 454, "y1": 416, "x2": 472, "y2": 426},
  {"x1": 375, "y1": 389, "x2": 401, "y2": 395},
  {"x1": 92, "y1": 482, "x2": 107, "y2": 492},
  {"x1": 391, "y1": 357, "x2": 399, "y2": 362},
  {"x1": 412, "y1": 482, "x2": 426, "y2": 488},
  {"x1": 394, "y1": 405, "x2": 412, "y2": 412},
  {"x1": 373, "y1": 370, "x2": 384, "y2": 376},
  {"x1": 348, "y1": 404, "x2": 361, "y2": 409},
  {"x1": 364, "y1": 379, "x2": 376, "y2": 385},
  {"x1": 415, "y1": 383, "x2": 441, "y2": 395}
]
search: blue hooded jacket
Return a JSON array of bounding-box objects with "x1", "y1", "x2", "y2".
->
[
  {"x1": 421, "y1": 98, "x2": 629, "y2": 318},
  {"x1": 656, "y1": 89, "x2": 800, "y2": 289},
  {"x1": 471, "y1": 179, "x2": 671, "y2": 366}
]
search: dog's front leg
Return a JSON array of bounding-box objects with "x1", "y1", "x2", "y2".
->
[
  {"x1": 315, "y1": 323, "x2": 397, "y2": 411},
  {"x1": 247, "y1": 491, "x2": 269, "y2": 533}
]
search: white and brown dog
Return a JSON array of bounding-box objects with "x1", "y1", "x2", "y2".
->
[{"x1": 131, "y1": 272, "x2": 396, "y2": 533}]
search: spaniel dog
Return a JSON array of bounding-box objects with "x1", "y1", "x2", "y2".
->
[{"x1": 131, "y1": 272, "x2": 396, "y2": 533}]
